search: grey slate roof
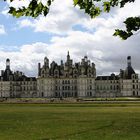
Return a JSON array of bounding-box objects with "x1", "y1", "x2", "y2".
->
[{"x1": 96, "y1": 74, "x2": 119, "y2": 80}]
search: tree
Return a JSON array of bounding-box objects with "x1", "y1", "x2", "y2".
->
[{"x1": 4, "y1": 0, "x2": 140, "y2": 40}]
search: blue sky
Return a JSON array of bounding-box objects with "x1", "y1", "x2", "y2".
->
[
  {"x1": 0, "y1": 2, "x2": 54, "y2": 47},
  {"x1": 0, "y1": 0, "x2": 140, "y2": 77}
]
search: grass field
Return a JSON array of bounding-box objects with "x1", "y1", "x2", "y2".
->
[{"x1": 0, "y1": 103, "x2": 140, "y2": 140}]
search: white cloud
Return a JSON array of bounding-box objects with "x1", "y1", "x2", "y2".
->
[
  {"x1": 0, "y1": 0, "x2": 140, "y2": 77},
  {"x1": 7, "y1": 0, "x2": 31, "y2": 8},
  {"x1": 17, "y1": 19, "x2": 34, "y2": 28},
  {"x1": 15, "y1": 0, "x2": 140, "y2": 35},
  {"x1": 16, "y1": 0, "x2": 86, "y2": 34},
  {"x1": 80, "y1": 0, "x2": 140, "y2": 31},
  {"x1": 0, "y1": 25, "x2": 6, "y2": 35},
  {"x1": 1, "y1": 9, "x2": 9, "y2": 17},
  {"x1": 0, "y1": 27, "x2": 140, "y2": 77},
  {"x1": 0, "y1": 42, "x2": 49, "y2": 76}
]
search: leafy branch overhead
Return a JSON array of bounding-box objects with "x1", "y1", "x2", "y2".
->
[
  {"x1": 113, "y1": 16, "x2": 140, "y2": 40},
  {"x1": 6, "y1": 0, "x2": 54, "y2": 18},
  {"x1": 4, "y1": 0, "x2": 140, "y2": 40}
]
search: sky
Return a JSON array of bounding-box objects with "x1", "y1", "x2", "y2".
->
[{"x1": 0, "y1": 0, "x2": 140, "y2": 77}]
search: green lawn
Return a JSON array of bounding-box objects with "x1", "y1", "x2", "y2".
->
[{"x1": 0, "y1": 103, "x2": 140, "y2": 140}]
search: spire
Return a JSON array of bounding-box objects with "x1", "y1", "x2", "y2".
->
[{"x1": 67, "y1": 51, "x2": 70, "y2": 61}]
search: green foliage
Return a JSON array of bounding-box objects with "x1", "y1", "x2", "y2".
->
[
  {"x1": 103, "y1": 2, "x2": 111, "y2": 12},
  {"x1": 7, "y1": 0, "x2": 53, "y2": 18},
  {"x1": 3, "y1": 0, "x2": 140, "y2": 40},
  {"x1": 73, "y1": 0, "x2": 138, "y2": 40},
  {"x1": 74, "y1": 0, "x2": 135, "y2": 18},
  {"x1": 114, "y1": 17, "x2": 140, "y2": 40}
]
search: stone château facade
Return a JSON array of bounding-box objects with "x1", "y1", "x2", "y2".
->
[
  {"x1": 0, "y1": 59, "x2": 37, "y2": 98},
  {"x1": 0, "y1": 52, "x2": 139, "y2": 98},
  {"x1": 37, "y1": 51, "x2": 96, "y2": 98}
]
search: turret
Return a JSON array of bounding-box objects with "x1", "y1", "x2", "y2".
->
[
  {"x1": 127, "y1": 56, "x2": 131, "y2": 67},
  {"x1": 92, "y1": 63, "x2": 95, "y2": 68},
  {"x1": 6, "y1": 58, "x2": 10, "y2": 70},
  {"x1": 44, "y1": 57, "x2": 49, "y2": 68},
  {"x1": 84, "y1": 56, "x2": 88, "y2": 62},
  {"x1": 125, "y1": 56, "x2": 135, "y2": 79}
]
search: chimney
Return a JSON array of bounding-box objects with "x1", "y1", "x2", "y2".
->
[
  {"x1": 38, "y1": 63, "x2": 41, "y2": 77},
  {"x1": 1, "y1": 70, "x2": 4, "y2": 76},
  {"x1": 61, "y1": 60, "x2": 63, "y2": 66}
]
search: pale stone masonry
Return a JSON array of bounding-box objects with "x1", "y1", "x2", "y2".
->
[
  {"x1": 0, "y1": 81, "x2": 10, "y2": 98},
  {"x1": 37, "y1": 52, "x2": 96, "y2": 97},
  {"x1": 95, "y1": 74, "x2": 120, "y2": 98},
  {"x1": 0, "y1": 59, "x2": 37, "y2": 98},
  {"x1": 0, "y1": 52, "x2": 139, "y2": 98},
  {"x1": 95, "y1": 56, "x2": 139, "y2": 97},
  {"x1": 37, "y1": 52, "x2": 139, "y2": 98}
]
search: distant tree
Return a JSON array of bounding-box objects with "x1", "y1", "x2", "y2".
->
[{"x1": 4, "y1": 0, "x2": 140, "y2": 40}]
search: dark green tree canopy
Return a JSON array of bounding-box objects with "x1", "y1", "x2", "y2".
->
[{"x1": 3, "y1": 0, "x2": 140, "y2": 40}]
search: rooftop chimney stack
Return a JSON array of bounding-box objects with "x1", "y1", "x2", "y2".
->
[{"x1": 38, "y1": 63, "x2": 41, "y2": 77}]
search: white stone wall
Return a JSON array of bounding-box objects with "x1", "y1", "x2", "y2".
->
[
  {"x1": 95, "y1": 79, "x2": 120, "y2": 97},
  {"x1": 55, "y1": 78, "x2": 77, "y2": 97},
  {"x1": 11, "y1": 81, "x2": 37, "y2": 98},
  {"x1": 120, "y1": 74, "x2": 139, "y2": 97},
  {"x1": 77, "y1": 76, "x2": 95, "y2": 97},
  {"x1": 121, "y1": 80, "x2": 133, "y2": 96},
  {"x1": 0, "y1": 81, "x2": 10, "y2": 97},
  {"x1": 77, "y1": 77, "x2": 87, "y2": 97},
  {"x1": 37, "y1": 77, "x2": 55, "y2": 97}
]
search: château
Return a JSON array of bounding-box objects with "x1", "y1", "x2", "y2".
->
[{"x1": 0, "y1": 52, "x2": 139, "y2": 98}]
